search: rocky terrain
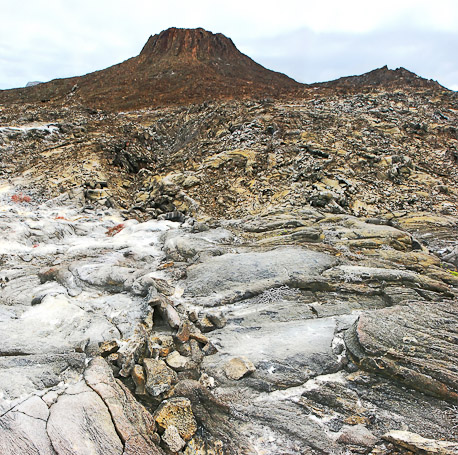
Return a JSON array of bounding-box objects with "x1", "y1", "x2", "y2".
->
[{"x1": 0, "y1": 27, "x2": 457, "y2": 455}]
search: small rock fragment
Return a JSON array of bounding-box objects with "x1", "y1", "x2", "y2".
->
[
  {"x1": 197, "y1": 315, "x2": 215, "y2": 333},
  {"x1": 117, "y1": 330, "x2": 147, "y2": 377},
  {"x1": 132, "y1": 364, "x2": 146, "y2": 395},
  {"x1": 148, "y1": 334, "x2": 174, "y2": 357},
  {"x1": 190, "y1": 339, "x2": 204, "y2": 364},
  {"x1": 154, "y1": 397, "x2": 197, "y2": 441},
  {"x1": 223, "y1": 356, "x2": 256, "y2": 380},
  {"x1": 152, "y1": 278, "x2": 175, "y2": 296},
  {"x1": 207, "y1": 312, "x2": 226, "y2": 329},
  {"x1": 199, "y1": 373, "x2": 215, "y2": 389},
  {"x1": 176, "y1": 321, "x2": 191, "y2": 342},
  {"x1": 99, "y1": 340, "x2": 119, "y2": 357},
  {"x1": 161, "y1": 425, "x2": 186, "y2": 452},
  {"x1": 188, "y1": 310, "x2": 198, "y2": 322},
  {"x1": 164, "y1": 304, "x2": 181, "y2": 329},
  {"x1": 189, "y1": 332, "x2": 209, "y2": 344},
  {"x1": 144, "y1": 358, "x2": 178, "y2": 396},
  {"x1": 166, "y1": 351, "x2": 189, "y2": 371},
  {"x1": 202, "y1": 341, "x2": 218, "y2": 356}
]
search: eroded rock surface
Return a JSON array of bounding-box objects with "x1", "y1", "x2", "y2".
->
[{"x1": 0, "y1": 182, "x2": 456, "y2": 454}]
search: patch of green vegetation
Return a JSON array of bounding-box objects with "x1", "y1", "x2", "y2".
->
[{"x1": 448, "y1": 270, "x2": 458, "y2": 277}]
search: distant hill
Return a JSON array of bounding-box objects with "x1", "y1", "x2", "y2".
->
[
  {"x1": 0, "y1": 28, "x2": 301, "y2": 111},
  {"x1": 312, "y1": 65, "x2": 445, "y2": 94},
  {"x1": 0, "y1": 29, "x2": 448, "y2": 112}
]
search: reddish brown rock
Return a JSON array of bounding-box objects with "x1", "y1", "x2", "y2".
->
[
  {"x1": 0, "y1": 28, "x2": 301, "y2": 112},
  {"x1": 85, "y1": 357, "x2": 163, "y2": 455},
  {"x1": 176, "y1": 321, "x2": 191, "y2": 343},
  {"x1": 132, "y1": 364, "x2": 147, "y2": 396}
]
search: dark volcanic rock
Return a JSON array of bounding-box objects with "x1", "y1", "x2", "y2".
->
[
  {"x1": 314, "y1": 65, "x2": 445, "y2": 94},
  {"x1": 346, "y1": 300, "x2": 458, "y2": 401}
]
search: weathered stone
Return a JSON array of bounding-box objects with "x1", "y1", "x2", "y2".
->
[
  {"x1": 161, "y1": 425, "x2": 186, "y2": 452},
  {"x1": 85, "y1": 357, "x2": 163, "y2": 455},
  {"x1": 164, "y1": 304, "x2": 181, "y2": 329},
  {"x1": 223, "y1": 357, "x2": 256, "y2": 380},
  {"x1": 199, "y1": 373, "x2": 215, "y2": 389},
  {"x1": 206, "y1": 313, "x2": 227, "y2": 329},
  {"x1": 188, "y1": 310, "x2": 199, "y2": 323},
  {"x1": 132, "y1": 364, "x2": 147, "y2": 395},
  {"x1": 144, "y1": 358, "x2": 178, "y2": 396},
  {"x1": 99, "y1": 340, "x2": 119, "y2": 356},
  {"x1": 202, "y1": 341, "x2": 218, "y2": 356},
  {"x1": 184, "y1": 247, "x2": 337, "y2": 306},
  {"x1": 337, "y1": 424, "x2": 378, "y2": 447},
  {"x1": 154, "y1": 397, "x2": 197, "y2": 441},
  {"x1": 345, "y1": 301, "x2": 458, "y2": 401},
  {"x1": 47, "y1": 383, "x2": 124, "y2": 455},
  {"x1": 189, "y1": 332, "x2": 209, "y2": 344},
  {"x1": 184, "y1": 437, "x2": 225, "y2": 455},
  {"x1": 190, "y1": 339, "x2": 204, "y2": 364},
  {"x1": 166, "y1": 351, "x2": 190, "y2": 371},
  {"x1": 152, "y1": 278, "x2": 175, "y2": 296},
  {"x1": 197, "y1": 315, "x2": 216, "y2": 332},
  {"x1": 148, "y1": 334, "x2": 175, "y2": 358},
  {"x1": 0, "y1": 353, "x2": 85, "y2": 402},
  {"x1": 383, "y1": 430, "x2": 458, "y2": 454},
  {"x1": 176, "y1": 321, "x2": 191, "y2": 342},
  {"x1": 163, "y1": 228, "x2": 233, "y2": 261},
  {"x1": 0, "y1": 396, "x2": 54, "y2": 455},
  {"x1": 117, "y1": 329, "x2": 147, "y2": 377}
]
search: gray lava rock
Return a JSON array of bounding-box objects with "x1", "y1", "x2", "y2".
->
[
  {"x1": 345, "y1": 300, "x2": 458, "y2": 401},
  {"x1": 144, "y1": 358, "x2": 178, "y2": 396},
  {"x1": 184, "y1": 247, "x2": 337, "y2": 306}
]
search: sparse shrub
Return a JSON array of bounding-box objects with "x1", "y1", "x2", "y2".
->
[
  {"x1": 11, "y1": 193, "x2": 31, "y2": 203},
  {"x1": 106, "y1": 223, "x2": 125, "y2": 236}
]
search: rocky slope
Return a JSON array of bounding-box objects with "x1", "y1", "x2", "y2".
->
[
  {"x1": 0, "y1": 28, "x2": 301, "y2": 111},
  {"x1": 0, "y1": 27, "x2": 457, "y2": 455}
]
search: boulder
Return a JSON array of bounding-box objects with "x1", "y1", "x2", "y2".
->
[
  {"x1": 144, "y1": 358, "x2": 178, "y2": 396},
  {"x1": 223, "y1": 357, "x2": 256, "y2": 380},
  {"x1": 154, "y1": 397, "x2": 197, "y2": 441}
]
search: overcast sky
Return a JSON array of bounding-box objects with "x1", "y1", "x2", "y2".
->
[{"x1": 1, "y1": 0, "x2": 457, "y2": 90}]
